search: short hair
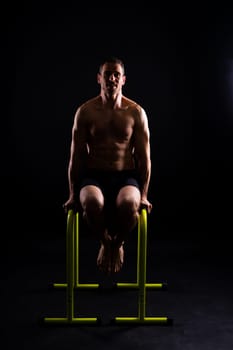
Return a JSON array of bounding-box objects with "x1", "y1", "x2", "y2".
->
[{"x1": 99, "y1": 56, "x2": 125, "y2": 75}]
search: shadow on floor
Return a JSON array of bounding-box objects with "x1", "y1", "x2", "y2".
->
[{"x1": 4, "y1": 228, "x2": 233, "y2": 350}]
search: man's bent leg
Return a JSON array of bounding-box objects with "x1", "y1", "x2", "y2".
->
[
  {"x1": 115, "y1": 185, "x2": 141, "y2": 243},
  {"x1": 79, "y1": 185, "x2": 112, "y2": 273},
  {"x1": 79, "y1": 185, "x2": 106, "y2": 238},
  {"x1": 110, "y1": 185, "x2": 141, "y2": 273}
]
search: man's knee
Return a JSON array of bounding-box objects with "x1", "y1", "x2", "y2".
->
[
  {"x1": 85, "y1": 198, "x2": 104, "y2": 217},
  {"x1": 117, "y1": 186, "x2": 140, "y2": 208},
  {"x1": 116, "y1": 189, "x2": 141, "y2": 218},
  {"x1": 80, "y1": 186, "x2": 104, "y2": 216}
]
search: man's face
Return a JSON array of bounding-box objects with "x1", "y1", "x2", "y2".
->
[{"x1": 98, "y1": 63, "x2": 126, "y2": 95}]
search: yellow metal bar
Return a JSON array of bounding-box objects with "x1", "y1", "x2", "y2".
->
[
  {"x1": 44, "y1": 317, "x2": 100, "y2": 324},
  {"x1": 145, "y1": 283, "x2": 165, "y2": 288},
  {"x1": 115, "y1": 282, "x2": 164, "y2": 289},
  {"x1": 74, "y1": 211, "x2": 79, "y2": 286},
  {"x1": 116, "y1": 213, "x2": 140, "y2": 288},
  {"x1": 114, "y1": 317, "x2": 169, "y2": 324},
  {"x1": 53, "y1": 283, "x2": 99, "y2": 289},
  {"x1": 138, "y1": 208, "x2": 147, "y2": 320},
  {"x1": 43, "y1": 209, "x2": 99, "y2": 325},
  {"x1": 53, "y1": 210, "x2": 99, "y2": 289},
  {"x1": 66, "y1": 209, "x2": 74, "y2": 320},
  {"x1": 115, "y1": 210, "x2": 165, "y2": 290},
  {"x1": 137, "y1": 212, "x2": 140, "y2": 284},
  {"x1": 113, "y1": 209, "x2": 172, "y2": 325},
  {"x1": 74, "y1": 210, "x2": 99, "y2": 288},
  {"x1": 44, "y1": 207, "x2": 172, "y2": 325},
  {"x1": 74, "y1": 211, "x2": 99, "y2": 288}
]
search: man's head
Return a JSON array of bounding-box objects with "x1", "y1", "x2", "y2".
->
[
  {"x1": 97, "y1": 56, "x2": 126, "y2": 97},
  {"x1": 98, "y1": 56, "x2": 125, "y2": 75}
]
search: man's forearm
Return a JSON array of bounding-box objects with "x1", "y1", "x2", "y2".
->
[
  {"x1": 68, "y1": 162, "x2": 78, "y2": 198},
  {"x1": 68, "y1": 155, "x2": 86, "y2": 198},
  {"x1": 138, "y1": 159, "x2": 151, "y2": 198}
]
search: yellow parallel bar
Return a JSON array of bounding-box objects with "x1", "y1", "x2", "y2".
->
[
  {"x1": 53, "y1": 209, "x2": 99, "y2": 290},
  {"x1": 44, "y1": 317, "x2": 99, "y2": 324},
  {"x1": 75, "y1": 283, "x2": 99, "y2": 288},
  {"x1": 138, "y1": 208, "x2": 147, "y2": 320},
  {"x1": 53, "y1": 283, "x2": 99, "y2": 289},
  {"x1": 116, "y1": 282, "x2": 164, "y2": 289},
  {"x1": 114, "y1": 317, "x2": 169, "y2": 324},
  {"x1": 66, "y1": 209, "x2": 75, "y2": 321},
  {"x1": 74, "y1": 212, "x2": 79, "y2": 285},
  {"x1": 116, "y1": 283, "x2": 139, "y2": 288}
]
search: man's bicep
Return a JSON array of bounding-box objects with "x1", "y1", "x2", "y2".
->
[
  {"x1": 134, "y1": 109, "x2": 151, "y2": 159},
  {"x1": 134, "y1": 134, "x2": 150, "y2": 163},
  {"x1": 72, "y1": 110, "x2": 88, "y2": 152}
]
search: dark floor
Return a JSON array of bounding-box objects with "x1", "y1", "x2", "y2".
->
[{"x1": 4, "y1": 224, "x2": 233, "y2": 350}]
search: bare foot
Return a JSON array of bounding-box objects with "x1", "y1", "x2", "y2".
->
[
  {"x1": 111, "y1": 243, "x2": 124, "y2": 273},
  {"x1": 97, "y1": 240, "x2": 124, "y2": 274},
  {"x1": 97, "y1": 236, "x2": 112, "y2": 274}
]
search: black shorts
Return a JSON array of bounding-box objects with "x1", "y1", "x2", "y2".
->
[{"x1": 79, "y1": 169, "x2": 140, "y2": 204}]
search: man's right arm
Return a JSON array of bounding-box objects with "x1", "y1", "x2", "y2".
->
[
  {"x1": 65, "y1": 108, "x2": 88, "y2": 207},
  {"x1": 133, "y1": 106, "x2": 152, "y2": 213}
]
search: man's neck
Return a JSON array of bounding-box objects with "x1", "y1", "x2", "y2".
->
[{"x1": 100, "y1": 91, "x2": 123, "y2": 109}]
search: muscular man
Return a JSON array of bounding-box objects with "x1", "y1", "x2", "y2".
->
[{"x1": 63, "y1": 56, "x2": 152, "y2": 274}]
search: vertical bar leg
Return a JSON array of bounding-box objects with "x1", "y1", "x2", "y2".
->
[
  {"x1": 67, "y1": 209, "x2": 75, "y2": 321},
  {"x1": 115, "y1": 212, "x2": 140, "y2": 288},
  {"x1": 138, "y1": 209, "x2": 146, "y2": 320},
  {"x1": 115, "y1": 210, "x2": 165, "y2": 290},
  {"x1": 113, "y1": 209, "x2": 171, "y2": 325},
  {"x1": 53, "y1": 211, "x2": 99, "y2": 290},
  {"x1": 43, "y1": 210, "x2": 100, "y2": 324},
  {"x1": 74, "y1": 212, "x2": 99, "y2": 289}
]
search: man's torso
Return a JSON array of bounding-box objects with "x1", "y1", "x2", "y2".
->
[{"x1": 81, "y1": 96, "x2": 140, "y2": 171}]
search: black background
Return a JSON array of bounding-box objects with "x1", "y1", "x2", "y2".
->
[
  {"x1": 4, "y1": 2, "x2": 233, "y2": 241},
  {"x1": 3, "y1": 3, "x2": 233, "y2": 350}
]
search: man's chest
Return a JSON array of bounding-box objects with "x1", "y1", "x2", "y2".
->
[{"x1": 88, "y1": 111, "x2": 135, "y2": 141}]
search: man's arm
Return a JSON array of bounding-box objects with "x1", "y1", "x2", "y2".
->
[
  {"x1": 133, "y1": 106, "x2": 152, "y2": 213},
  {"x1": 64, "y1": 107, "x2": 88, "y2": 210}
]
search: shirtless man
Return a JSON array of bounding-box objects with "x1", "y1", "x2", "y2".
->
[{"x1": 63, "y1": 56, "x2": 152, "y2": 274}]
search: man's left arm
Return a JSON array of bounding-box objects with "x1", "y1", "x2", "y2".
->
[{"x1": 133, "y1": 107, "x2": 152, "y2": 213}]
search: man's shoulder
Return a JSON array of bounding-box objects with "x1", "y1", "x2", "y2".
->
[
  {"x1": 74, "y1": 97, "x2": 100, "y2": 122},
  {"x1": 122, "y1": 96, "x2": 142, "y2": 112},
  {"x1": 79, "y1": 96, "x2": 100, "y2": 112},
  {"x1": 73, "y1": 97, "x2": 99, "y2": 125}
]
